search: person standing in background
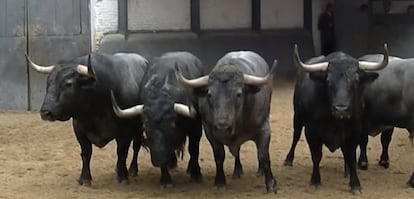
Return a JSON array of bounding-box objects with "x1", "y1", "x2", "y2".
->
[{"x1": 318, "y1": 2, "x2": 335, "y2": 56}]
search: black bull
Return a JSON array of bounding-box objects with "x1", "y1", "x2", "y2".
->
[
  {"x1": 175, "y1": 51, "x2": 278, "y2": 193},
  {"x1": 285, "y1": 44, "x2": 389, "y2": 193},
  {"x1": 285, "y1": 51, "x2": 414, "y2": 188},
  {"x1": 25, "y1": 53, "x2": 148, "y2": 186},
  {"x1": 111, "y1": 52, "x2": 205, "y2": 187}
]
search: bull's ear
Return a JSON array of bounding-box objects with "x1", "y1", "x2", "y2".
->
[
  {"x1": 360, "y1": 72, "x2": 379, "y2": 84},
  {"x1": 309, "y1": 71, "x2": 327, "y2": 82}
]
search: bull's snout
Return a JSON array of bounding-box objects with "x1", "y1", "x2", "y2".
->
[
  {"x1": 40, "y1": 109, "x2": 55, "y2": 121},
  {"x1": 332, "y1": 105, "x2": 351, "y2": 119},
  {"x1": 214, "y1": 120, "x2": 233, "y2": 133},
  {"x1": 150, "y1": 151, "x2": 169, "y2": 168}
]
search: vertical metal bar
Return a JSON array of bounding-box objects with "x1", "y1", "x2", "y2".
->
[
  {"x1": 191, "y1": 0, "x2": 200, "y2": 33},
  {"x1": 118, "y1": 0, "x2": 128, "y2": 39},
  {"x1": 251, "y1": 0, "x2": 261, "y2": 31},
  {"x1": 25, "y1": 0, "x2": 31, "y2": 110}
]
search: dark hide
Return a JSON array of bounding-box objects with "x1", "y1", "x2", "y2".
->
[
  {"x1": 140, "y1": 52, "x2": 204, "y2": 187},
  {"x1": 193, "y1": 51, "x2": 277, "y2": 193},
  {"x1": 285, "y1": 52, "x2": 381, "y2": 193},
  {"x1": 39, "y1": 53, "x2": 148, "y2": 186}
]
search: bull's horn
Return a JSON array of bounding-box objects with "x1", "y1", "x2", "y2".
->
[
  {"x1": 174, "y1": 65, "x2": 209, "y2": 88},
  {"x1": 25, "y1": 53, "x2": 55, "y2": 74},
  {"x1": 294, "y1": 44, "x2": 328, "y2": 72},
  {"x1": 76, "y1": 65, "x2": 96, "y2": 78},
  {"x1": 243, "y1": 73, "x2": 271, "y2": 85},
  {"x1": 174, "y1": 103, "x2": 197, "y2": 118},
  {"x1": 110, "y1": 90, "x2": 143, "y2": 118},
  {"x1": 358, "y1": 44, "x2": 389, "y2": 71},
  {"x1": 76, "y1": 55, "x2": 96, "y2": 78}
]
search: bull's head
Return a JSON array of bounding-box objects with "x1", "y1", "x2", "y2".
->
[
  {"x1": 26, "y1": 54, "x2": 96, "y2": 121},
  {"x1": 294, "y1": 44, "x2": 389, "y2": 119},
  {"x1": 111, "y1": 83, "x2": 196, "y2": 167},
  {"x1": 175, "y1": 61, "x2": 274, "y2": 136}
]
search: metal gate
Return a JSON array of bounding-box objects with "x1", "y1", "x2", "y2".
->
[{"x1": 0, "y1": 0, "x2": 91, "y2": 110}]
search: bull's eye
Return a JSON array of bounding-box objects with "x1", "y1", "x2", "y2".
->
[
  {"x1": 207, "y1": 90, "x2": 213, "y2": 104},
  {"x1": 64, "y1": 81, "x2": 73, "y2": 88}
]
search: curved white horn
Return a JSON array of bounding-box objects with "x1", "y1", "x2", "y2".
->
[
  {"x1": 243, "y1": 74, "x2": 271, "y2": 85},
  {"x1": 111, "y1": 91, "x2": 144, "y2": 118},
  {"x1": 294, "y1": 44, "x2": 329, "y2": 72},
  {"x1": 25, "y1": 54, "x2": 55, "y2": 74},
  {"x1": 174, "y1": 65, "x2": 209, "y2": 88},
  {"x1": 76, "y1": 64, "x2": 96, "y2": 78},
  {"x1": 174, "y1": 103, "x2": 197, "y2": 118},
  {"x1": 358, "y1": 44, "x2": 389, "y2": 71}
]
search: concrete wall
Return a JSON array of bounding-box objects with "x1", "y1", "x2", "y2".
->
[
  {"x1": 312, "y1": 0, "x2": 331, "y2": 55},
  {"x1": 128, "y1": 0, "x2": 191, "y2": 31},
  {"x1": 335, "y1": 0, "x2": 370, "y2": 57},
  {"x1": 261, "y1": 0, "x2": 303, "y2": 29},
  {"x1": 200, "y1": 0, "x2": 251, "y2": 29},
  {"x1": 99, "y1": 30, "x2": 314, "y2": 79}
]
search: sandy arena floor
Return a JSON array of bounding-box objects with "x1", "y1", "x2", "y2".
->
[{"x1": 0, "y1": 83, "x2": 413, "y2": 199}]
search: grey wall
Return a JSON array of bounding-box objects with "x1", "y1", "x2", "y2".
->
[
  {"x1": 335, "y1": 0, "x2": 414, "y2": 58},
  {"x1": 99, "y1": 30, "x2": 315, "y2": 80}
]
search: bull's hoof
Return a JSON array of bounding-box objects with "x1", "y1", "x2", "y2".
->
[
  {"x1": 232, "y1": 168, "x2": 244, "y2": 179},
  {"x1": 160, "y1": 183, "x2": 174, "y2": 188},
  {"x1": 78, "y1": 179, "x2": 92, "y2": 187},
  {"x1": 283, "y1": 159, "x2": 293, "y2": 167},
  {"x1": 215, "y1": 184, "x2": 227, "y2": 191},
  {"x1": 310, "y1": 182, "x2": 321, "y2": 189},
  {"x1": 117, "y1": 178, "x2": 130, "y2": 185},
  {"x1": 128, "y1": 167, "x2": 138, "y2": 177},
  {"x1": 266, "y1": 179, "x2": 278, "y2": 194},
  {"x1": 190, "y1": 173, "x2": 203, "y2": 183},
  {"x1": 407, "y1": 180, "x2": 414, "y2": 188},
  {"x1": 378, "y1": 160, "x2": 390, "y2": 169},
  {"x1": 358, "y1": 161, "x2": 368, "y2": 170},
  {"x1": 350, "y1": 187, "x2": 362, "y2": 195}
]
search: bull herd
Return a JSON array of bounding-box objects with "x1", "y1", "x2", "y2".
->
[{"x1": 23, "y1": 43, "x2": 414, "y2": 195}]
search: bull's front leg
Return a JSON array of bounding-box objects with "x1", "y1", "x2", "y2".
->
[
  {"x1": 357, "y1": 134, "x2": 369, "y2": 170},
  {"x1": 115, "y1": 138, "x2": 131, "y2": 184},
  {"x1": 129, "y1": 130, "x2": 142, "y2": 177},
  {"x1": 408, "y1": 170, "x2": 414, "y2": 188},
  {"x1": 232, "y1": 147, "x2": 244, "y2": 179},
  {"x1": 186, "y1": 118, "x2": 203, "y2": 182},
  {"x1": 379, "y1": 128, "x2": 393, "y2": 168},
  {"x1": 305, "y1": 128, "x2": 322, "y2": 188},
  {"x1": 160, "y1": 166, "x2": 173, "y2": 187},
  {"x1": 342, "y1": 144, "x2": 362, "y2": 194},
  {"x1": 73, "y1": 124, "x2": 93, "y2": 186},
  {"x1": 255, "y1": 124, "x2": 277, "y2": 193}
]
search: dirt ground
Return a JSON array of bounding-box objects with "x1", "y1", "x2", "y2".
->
[{"x1": 1, "y1": 83, "x2": 413, "y2": 199}]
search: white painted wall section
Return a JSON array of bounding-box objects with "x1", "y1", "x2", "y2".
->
[
  {"x1": 261, "y1": 0, "x2": 303, "y2": 29},
  {"x1": 91, "y1": 0, "x2": 118, "y2": 50},
  {"x1": 200, "y1": 0, "x2": 251, "y2": 30},
  {"x1": 127, "y1": 0, "x2": 191, "y2": 31}
]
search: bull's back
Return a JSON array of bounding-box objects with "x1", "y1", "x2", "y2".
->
[
  {"x1": 363, "y1": 58, "x2": 414, "y2": 125},
  {"x1": 216, "y1": 51, "x2": 269, "y2": 76}
]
